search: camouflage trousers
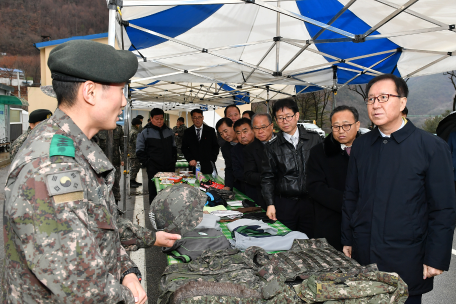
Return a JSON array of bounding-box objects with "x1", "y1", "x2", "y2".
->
[
  {"x1": 113, "y1": 165, "x2": 121, "y2": 203},
  {"x1": 130, "y1": 158, "x2": 141, "y2": 181}
]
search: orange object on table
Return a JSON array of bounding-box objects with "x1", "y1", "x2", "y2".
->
[{"x1": 168, "y1": 176, "x2": 183, "y2": 183}]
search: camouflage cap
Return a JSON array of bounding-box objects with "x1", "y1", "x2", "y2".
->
[
  {"x1": 149, "y1": 184, "x2": 206, "y2": 235},
  {"x1": 40, "y1": 85, "x2": 56, "y2": 98}
]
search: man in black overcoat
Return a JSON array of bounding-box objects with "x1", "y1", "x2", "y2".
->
[
  {"x1": 307, "y1": 106, "x2": 360, "y2": 251},
  {"x1": 243, "y1": 113, "x2": 275, "y2": 210},
  {"x1": 341, "y1": 74, "x2": 456, "y2": 304},
  {"x1": 181, "y1": 109, "x2": 219, "y2": 174},
  {"x1": 216, "y1": 117, "x2": 239, "y2": 190}
]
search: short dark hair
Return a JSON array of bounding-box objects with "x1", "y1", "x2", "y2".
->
[
  {"x1": 272, "y1": 98, "x2": 299, "y2": 118},
  {"x1": 177, "y1": 117, "x2": 185, "y2": 122},
  {"x1": 52, "y1": 80, "x2": 81, "y2": 107},
  {"x1": 233, "y1": 118, "x2": 252, "y2": 131},
  {"x1": 402, "y1": 106, "x2": 408, "y2": 115},
  {"x1": 150, "y1": 108, "x2": 165, "y2": 118},
  {"x1": 136, "y1": 115, "x2": 144, "y2": 119},
  {"x1": 329, "y1": 105, "x2": 359, "y2": 123},
  {"x1": 224, "y1": 105, "x2": 240, "y2": 116},
  {"x1": 216, "y1": 117, "x2": 233, "y2": 131},
  {"x1": 366, "y1": 74, "x2": 409, "y2": 98},
  {"x1": 251, "y1": 113, "x2": 272, "y2": 126},
  {"x1": 190, "y1": 109, "x2": 203, "y2": 116},
  {"x1": 242, "y1": 110, "x2": 255, "y2": 119}
]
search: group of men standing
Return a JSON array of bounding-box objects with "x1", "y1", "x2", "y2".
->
[
  {"x1": 3, "y1": 36, "x2": 455, "y2": 303},
  {"x1": 209, "y1": 74, "x2": 455, "y2": 304}
]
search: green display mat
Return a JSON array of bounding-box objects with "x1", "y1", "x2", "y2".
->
[{"x1": 152, "y1": 174, "x2": 291, "y2": 265}]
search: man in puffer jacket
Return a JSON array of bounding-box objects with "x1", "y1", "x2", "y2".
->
[{"x1": 136, "y1": 108, "x2": 177, "y2": 203}]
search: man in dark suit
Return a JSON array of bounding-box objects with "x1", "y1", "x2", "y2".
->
[
  {"x1": 306, "y1": 106, "x2": 360, "y2": 251},
  {"x1": 243, "y1": 113, "x2": 275, "y2": 210},
  {"x1": 182, "y1": 109, "x2": 219, "y2": 174}
]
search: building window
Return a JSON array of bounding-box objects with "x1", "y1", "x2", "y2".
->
[{"x1": 10, "y1": 109, "x2": 21, "y2": 123}]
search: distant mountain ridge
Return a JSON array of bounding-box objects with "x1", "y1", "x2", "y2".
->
[
  {"x1": 334, "y1": 73, "x2": 456, "y2": 128},
  {"x1": 0, "y1": 0, "x2": 108, "y2": 56}
]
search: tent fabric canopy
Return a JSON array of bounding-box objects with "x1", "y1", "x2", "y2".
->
[
  {"x1": 0, "y1": 95, "x2": 23, "y2": 106},
  {"x1": 117, "y1": 0, "x2": 456, "y2": 110}
]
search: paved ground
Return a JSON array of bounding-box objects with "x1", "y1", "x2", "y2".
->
[{"x1": 1, "y1": 162, "x2": 456, "y2": 303}]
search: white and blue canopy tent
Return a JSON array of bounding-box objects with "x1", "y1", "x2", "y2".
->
[{"x1": 111, "y1": 0, "x2": 456, "y2": 112}]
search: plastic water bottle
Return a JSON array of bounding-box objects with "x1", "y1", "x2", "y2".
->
[{"x1": 196, "y1": 161, "x2": 203, "y2": 182}]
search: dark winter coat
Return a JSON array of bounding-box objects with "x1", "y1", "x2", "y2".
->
[
  {"x1": 231, "y1": 143, "x2": 246, "y2": 194},
  {"x1": 243, "y1": 138, "x2": 266, "y2": 209},
  {"x1": 136, "y1": 123, "x2": 177, "y2": 175},
  {"x1": 261, "y1": 125, "x2": 322, "y2": 206},
  {"x1": 221, "y1": 142, "x2": 235, "y2": 189},
  {"x1": 307, "y1": 133, "x2": 356, "y2": 251},
  {"x1": 341, "y1": 120, "x2": 456, "y2": 295},
  {"x1": 181, "y1": 125, "x2": 219, "y2": 174}
]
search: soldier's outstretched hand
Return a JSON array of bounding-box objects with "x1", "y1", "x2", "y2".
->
[{"x1": 155, "y1": 231, "x2": 182, "y2": 247}]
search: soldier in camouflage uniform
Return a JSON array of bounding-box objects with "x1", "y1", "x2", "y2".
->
[
  {"x1": 173, "y1": 117, "x2": 187, "y2": 154},
  {"x1": 129, "y1": 118, "x2": 142, "y2": 188},
  {"x1": 94, "y1": 124, "x2": 124, "y2": 203},
  {"x1": 9, "y1": 109, "x2": 52, "y2": 159},
  {"x1": 2, "y1": 40, "x2": 180, "y2": 303}
]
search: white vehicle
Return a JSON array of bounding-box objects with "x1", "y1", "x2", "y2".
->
[
  {"x1": 359, "y1": 127, "x2": 371, "y2": 134},
  {"x1": 298, "y1": 123, "x2": 326, "y2": 138}
]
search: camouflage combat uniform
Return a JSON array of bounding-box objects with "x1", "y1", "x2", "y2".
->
[
  {"x1": 10, "y1": 119, "x2": 49, "y2": 160},
  {"x1": 172, "y1": 124, "x2": 187, "y2": 154},
  {"x1": 95, "y1": 124, "x2": 124, "y2": 202},
  {"x1": 9, "y1": 127, "x2": 32, "y2": 160},
  {"x1": 129, "y1": 125, "x2": 141, "y2": 181},
  {"x1": 2, "y1": 108, "x2": 136, "y2": 303}
]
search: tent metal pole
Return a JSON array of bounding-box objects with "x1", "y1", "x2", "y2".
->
[
  {"x1": 122, "y1": 85, "x2": 130, "y2": 213},
  {"x1": 375, "y1": 0, "x2": 447, "y2": 27},
  {"x1": 362, "y1": 0, "x2": 418, "y2": 38},
  {"x1": 106, "y1": 3, "x2": 116, "y2": 164},
  {"x1": 275, "y1": 1, "x2": 280, "y2": 74}
]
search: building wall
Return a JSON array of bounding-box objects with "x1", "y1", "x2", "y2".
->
[{"x1": 27, "y1": 87, "x2": 58, "y2": 113}]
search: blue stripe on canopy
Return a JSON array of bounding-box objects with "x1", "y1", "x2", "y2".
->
[
  {"x1": 217, "y1": 83, "x2": 251, "y2": 104},
  {"x1": 295, "y1": 85, "x2": 322, "y2": 94},
  {"x1": 130, "y1": 80, "x2": 160, "y2": 91},
  {"x1": 296, "y1": 0, "x2": 402, "y2": 83},
  {"x1": 126, "y1": 5, "x2": 223, "y2": 51}
]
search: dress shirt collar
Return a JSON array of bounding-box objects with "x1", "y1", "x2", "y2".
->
[{"x1": 283, "y1": 128, "x2": 299, "y2": 147}]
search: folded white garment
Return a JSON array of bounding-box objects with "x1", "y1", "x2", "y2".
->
[
  {"x1": 195, "y1": 214, "x2": 221, "y2": 230},
  {"x1": 210, "y1": 210, "x2": 243, "y2": 219}
]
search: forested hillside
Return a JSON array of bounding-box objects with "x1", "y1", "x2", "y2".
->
[{"x1": 0, "y1": 0, "x2": 108, "y2": 56}]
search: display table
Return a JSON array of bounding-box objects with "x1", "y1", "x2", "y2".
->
[{"x1": 153, "y1": 174, "x2": 291, "y2": 265}]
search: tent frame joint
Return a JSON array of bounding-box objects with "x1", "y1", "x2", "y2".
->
[
  {"x1": 352, "y1": 34, "x2": 365, "y2": 43},
  {"x1": 273, "y1": 36, "x2": 282, "y2": 42}
]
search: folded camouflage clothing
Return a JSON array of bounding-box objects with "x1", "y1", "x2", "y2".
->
[
  {"x1": 293, "y1": 271, "x2": 408, "y2": 303},
  {"x1": 158, "y1": 239, "x2": 408, "y2": 304}
]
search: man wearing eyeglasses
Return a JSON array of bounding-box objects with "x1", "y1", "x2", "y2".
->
[
  {"x1": 306, "y1": 106, "x2": 360, "y2": 251},
  {"x1": 261, "y1": 98, "x2": 322, "y2": 236},
  {"x1": 242, "y1": 113, "x2": 275, "y2": 210},
  {"x1": 181, "y1": 109, "x2": 219, "y2": 175},
  {"x1": 341, "y1": 74, "x2": 456, "y2": 304}
]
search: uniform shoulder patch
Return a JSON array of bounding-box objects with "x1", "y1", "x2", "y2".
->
[
  {"x1": 50, "y1": 134, "x2": 75, "y2": 158},
  {"x1": 46, "y1": 170, "x2": 84, "y2": 204}
]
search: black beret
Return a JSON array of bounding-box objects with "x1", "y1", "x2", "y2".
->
[
  {"x1": 29, "y1": 109, "x2": 52, "y2": 123},
  {"x1": 136, "y1": 115, "x2": 144, "y2": 119},
  {"x1": 48, "y1": 40, "x2": 138, "y2": 83},
  {"x1": 132, "y1": 118, "x2": 142, "y2": 126}
]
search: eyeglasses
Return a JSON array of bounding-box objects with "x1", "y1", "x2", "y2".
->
[
  {"x1": 364, "y1": 93, "x2": 402, "y2": 105},
  {"x1": 276, "y1": 114, "x2": 296, "y2": 122},
  {"x1": 331, "y1": 123, "x2": 356, "y2": 132},
  {"x1": 253, "y1": 123, "x2": 272, "y2": 131}
]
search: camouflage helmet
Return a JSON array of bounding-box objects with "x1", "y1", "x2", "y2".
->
[{"x1": 149, "y1": 184, "x2": 206, "y2": 235}]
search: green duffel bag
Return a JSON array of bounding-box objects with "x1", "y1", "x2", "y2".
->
[{"x1": 162, "y1": 228, "x2": 231, "y2": 262}]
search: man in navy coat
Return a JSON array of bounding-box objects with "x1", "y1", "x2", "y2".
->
[{"x1": 341, "y1": 74, "x2": 456, "y2": 304}]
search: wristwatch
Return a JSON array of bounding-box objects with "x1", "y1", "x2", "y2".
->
[{"x1": 120, "y1": 267, "x2": 142, "y2": 284}]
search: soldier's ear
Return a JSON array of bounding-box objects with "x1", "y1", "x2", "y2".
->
[{"x1": 81, "y1": 81, "x2": 97, "y2": 106}]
